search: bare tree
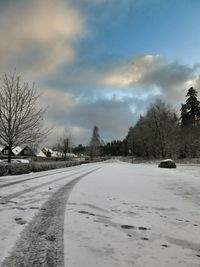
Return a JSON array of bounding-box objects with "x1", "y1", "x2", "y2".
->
[
  {"x1": 0, "y1": 72, "x2": 48, "y2": 162},
  {"x1": 55, "y1": 131, "x2": 72, "y2": 160},
  {"x1": 128, "y1": 100, "x2": 179, "y2": 159}
]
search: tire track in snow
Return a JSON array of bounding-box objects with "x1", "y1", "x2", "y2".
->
[
  {"x1": 0, "y1": 166, "x2": 99, "y2": 204},
  {"x1": 0, "y1": 164, "x2": 99, "y2": 188},
  {"x1": 1, "y1": 167, "x2": 101, "y2": 267}
]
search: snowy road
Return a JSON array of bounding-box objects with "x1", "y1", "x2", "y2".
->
[
  {"x1": 0, "y1": 163, "x2": 102, "y2": 266},
  {"x1": 65, "y1": 161, "x2": 200, "y2": 267},
  {"x1": 0, "y1": 161, "x2": 200, "y2": 266}
]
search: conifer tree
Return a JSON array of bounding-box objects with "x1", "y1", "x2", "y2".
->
[{"x1": 180, "y1": 87, "x2": 200, "y2": 126}]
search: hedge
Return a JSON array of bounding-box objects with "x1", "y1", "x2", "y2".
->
[{"x1": 0, "y1": 161, "x2": 81, "y2": 176}]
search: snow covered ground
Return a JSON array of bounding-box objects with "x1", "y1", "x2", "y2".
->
[
  {"x1": 64, "y1": 161, "x2": 200, "y2": 267},
  {"x1": 0, "y1": 160, "x2": 200, "y2": 266},
  {"x1": 0, "y1": 163, "x2": 101, "y2": 265}
]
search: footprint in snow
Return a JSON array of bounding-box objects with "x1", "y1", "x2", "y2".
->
[
  {"x1": 162, "y1": 244, "x2": 169, "y2": 248},
  {"x1": 78, "y1": 210, "x2": 95, "y2": 216},
  {"x1": 141, "y1": 237, "x2": 149, "y2": 240},
  {"x1": 138, "y1": 227, "x2": 150, "y2": 231},
  {"x1": 121, "y1": 225, "x2": 135, "y2": 229}
]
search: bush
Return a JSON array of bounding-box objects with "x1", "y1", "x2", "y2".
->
[
  {"x1": 158, "y1": 159, "x2": 176, "y2": 168},
  {"x1": 0, "y1": 160, "x2": 81, "y2": 176},
  {"x1": 0, "y1": 164, "x2": 8, "y2": 176},
  {"x1": 0, "y1": 163, "x2": 32, "y2": 176}
]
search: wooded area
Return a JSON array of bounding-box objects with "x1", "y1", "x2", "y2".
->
[{"x1": 78, "y1": 87, "x2": 200, "y2": 159}]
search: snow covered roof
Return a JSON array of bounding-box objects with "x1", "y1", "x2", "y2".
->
[
  {"x1": 12, "y1": 146, "x2": 23, "y2": 156},
  {"x1": 36, "y1": 150, "x2": 46, "y2": 157},
  {"x1": 43, "y1": 147, "x2": 53, "y2": 153}
]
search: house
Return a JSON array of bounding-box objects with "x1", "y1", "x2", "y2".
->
[
  {"x1": 35, "y1": 149, "x2": 46, "y2": 158},
  {"x1": 51, "y1": 150, "x2": 64, "y2": 158},
  {"x1": 19, "y1": 146, "x2": 46, "y2": 159},
  {"x1": 12, "y1": 146, "x2": 23, "y2": 156},
  {"x1": 18, "y1": 146, "x2": 36, "y2": 157},
  {"x1": 42, "y1": 148, "x2": 53, "y2": 157},
  {"x1": 0, "y1": 145, "x2": 47, "y2": 160},
  {"x1": 1, "y1": 146, "x2": 22, "y2": 156},
  {"x1": 42, "y1": 148, "x2": 64, "y2": 158}
]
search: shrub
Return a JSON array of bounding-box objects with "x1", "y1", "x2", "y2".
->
[
  {"x1": 158, "y1": 159, "x2": 176, "y2": 168},
  {"x1": 0, "y1": 161, "x2": 81, "y2": 176}
]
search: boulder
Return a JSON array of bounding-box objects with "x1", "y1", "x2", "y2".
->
[{"x1": 158, "y1": 159, "x2": 176, "y2": 168}]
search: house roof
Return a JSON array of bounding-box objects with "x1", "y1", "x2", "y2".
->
[
  {"x1": 36, "y1": 150, "x2": 46, "y2": 157},
  {"x1": 12, "y1": 146, "x2": 23, "y2": 156}
]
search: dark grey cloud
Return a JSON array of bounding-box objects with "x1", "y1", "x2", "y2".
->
[
  {"x1": 43, "y1": 91, "x2": 160, "y2": 145},
  {"x1": 139, "y1": 60, "x2": 197, "y2": 102}
]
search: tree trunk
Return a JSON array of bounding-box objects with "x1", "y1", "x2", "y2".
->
[{"x1": 8, "y1": 145, "x2": 12, "y2": 163}]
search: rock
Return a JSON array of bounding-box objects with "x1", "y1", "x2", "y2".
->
[{"x1": 158, "y1": 159, "x2": 176, "y2": 168}]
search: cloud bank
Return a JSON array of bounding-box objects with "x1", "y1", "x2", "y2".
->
[{"x1": 0, "y1": 0, "x2": 85, "y2": 74}]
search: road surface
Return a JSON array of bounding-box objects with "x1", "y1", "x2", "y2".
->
[{"x1": 0, "y1": 161, "x2": 200, "y2": 266}]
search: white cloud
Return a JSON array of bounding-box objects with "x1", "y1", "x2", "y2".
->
[
  {"x1": 102, "y1": 55, "x2": 197, "y2": 103},
  {"x1": 103, "y1": 55, "x2": 159, "y2": 87},
  {"x1": 0, "y1": 0, "x2": 85, "y2": 74}
]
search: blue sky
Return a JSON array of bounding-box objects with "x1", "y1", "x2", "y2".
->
[{"x1": 0, "y1": 0, "x2": 200, "y2": 145}]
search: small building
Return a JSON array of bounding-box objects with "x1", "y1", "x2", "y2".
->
[
  {"x1": 1, "y1": 146, "x2": 22, "y2": 156},
  {"x1": 18, "y1": 146, "x2": 36, "y2": 157},
  {"x1": 42, "y1": 148, "x2": 53, "y2": 157},
  {"x1": 35, "y1": 149, "x2": 46, "y2": 158}
]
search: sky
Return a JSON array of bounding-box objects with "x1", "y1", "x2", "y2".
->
[{"x1": 0, "y1": 0, "x2": 200, "y2": 145}]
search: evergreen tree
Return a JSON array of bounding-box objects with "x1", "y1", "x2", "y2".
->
[
  {"x1": 181, "y1": 87, "x2": 200, "y2": 126},
  {"x1": 180, "y1": 87, "x2": 200, "y2": 157},
  {"x1": 180, "y1": 104, "x2": 190, "y2": 127},
  {"x1": 90, "y1": 126, "x2": 102, "y2": 147},
  {"x1": 89, "y1": 126, "x2": 103, "y2": 157}
]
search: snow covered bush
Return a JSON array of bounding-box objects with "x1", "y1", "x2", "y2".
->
[
  {"x1": 158, "y1": 159, "x2": 176, "y2": 168},
  {"x1": 0, "y1": 163, "x2": 32, "y2": 176}
]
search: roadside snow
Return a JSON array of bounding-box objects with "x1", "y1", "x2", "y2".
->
[{"x1": 64, "y1": 162, "x2": 200, "y2": 267}]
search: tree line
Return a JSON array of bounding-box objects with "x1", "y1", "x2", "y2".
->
[
  {"x1": 80, "y1": 87, "x2": 200, "y2": 159},
  {"x1": 123, "y1": 87, "x2": 200, "y2": 158}
]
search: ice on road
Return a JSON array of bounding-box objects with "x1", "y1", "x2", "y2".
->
[{"x1": 64, "y1": 161, "x2": 200, "y2": 267}]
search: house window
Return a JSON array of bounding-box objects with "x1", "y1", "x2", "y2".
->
[{"x1": 3, "y1": 150, "x2": 9, "y2": 155}]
